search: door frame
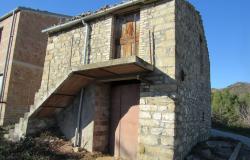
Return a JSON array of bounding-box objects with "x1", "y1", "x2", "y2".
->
[{"x1": 108, "y1": 80, "x2": 140, "y2": 159}]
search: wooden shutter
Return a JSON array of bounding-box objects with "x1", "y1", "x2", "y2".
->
[{"x1": 115, "y1": 12, "x2": 140, "y2": 58}]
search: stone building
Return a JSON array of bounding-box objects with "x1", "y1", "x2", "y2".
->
[
  {"x1": 0, "y1": 7, "x2": 69, "y2": 125},
  {"x1": 6, "y1": 0, "x2": 211, "y2": 159}
]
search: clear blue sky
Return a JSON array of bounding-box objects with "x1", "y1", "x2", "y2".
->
[{"x1": 1, "y1": 0, "x2": 249, "y2": 89}]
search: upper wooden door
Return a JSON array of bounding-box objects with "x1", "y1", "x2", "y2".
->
[{"x1": 115, "y1": 12, "x2": 140, "y2": 58}]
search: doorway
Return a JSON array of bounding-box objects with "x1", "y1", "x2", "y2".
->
[{"x1": 109, "y1": 81, "x2": 140, "y2": 160}]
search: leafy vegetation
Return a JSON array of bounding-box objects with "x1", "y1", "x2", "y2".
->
[{"x1": 212, "y1": 82, "x2": 250, "y2": 136}]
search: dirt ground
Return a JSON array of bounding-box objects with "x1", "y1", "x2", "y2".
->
[
  {"x1": 186, "y1": 137, "x2": 250, "y2": 160},
  {"x1": 1, "y1": 126, "x2": 250, "y2": 160},
  {"x1": 0, "y1": 126, "x2": 109, "y2": 160}
]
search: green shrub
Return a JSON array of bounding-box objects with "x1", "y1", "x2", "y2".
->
[{"x1": 212, "y1": 90, "x2": 250, "y2": 128}]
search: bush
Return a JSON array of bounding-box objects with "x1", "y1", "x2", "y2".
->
[{"x1": 212, "y1": 91, "x2": 250, "y2": 128}]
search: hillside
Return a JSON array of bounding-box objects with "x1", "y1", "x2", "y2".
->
[
  {"x1": 225, "y1": 82, "x2": 250, "y2": 96},
  {"x1": 212, "y1": 82, "x2": 250, "y2": 96},
  {"x1": 211, "y1": 82, "x2": 250, "y2": 137}
]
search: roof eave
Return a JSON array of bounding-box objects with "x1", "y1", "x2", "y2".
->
[
  {"x1": 42, "y1": 0, "x2": 152, "y2": 34},
  {"x1": 0, "y1": 7, "x2": 20, "y2": 22},
  {"x1": 0, "y1": 6, "x2": 71, "y2": 23}
]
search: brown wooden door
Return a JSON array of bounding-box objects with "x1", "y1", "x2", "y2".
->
[
  {"x1": 110, "y1": 82, "x2": 140, "y2": 160},
  {"x1": 115, "y1": 12, "x2": 140, "y2": 58}
]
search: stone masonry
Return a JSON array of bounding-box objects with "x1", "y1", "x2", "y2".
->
[{"x1": 8, "y1": 0, "x2": 211, "y2": 160}]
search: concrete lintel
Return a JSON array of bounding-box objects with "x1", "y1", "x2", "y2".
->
[{"x1": 72, "y1": 56, "x2": 154, "y2": 73}]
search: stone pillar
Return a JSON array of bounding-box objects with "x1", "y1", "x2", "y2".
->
[{"x1": 138, "y1": 0, "x2": 177, "y2": 159}]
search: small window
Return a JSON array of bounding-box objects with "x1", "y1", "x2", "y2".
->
[
  {"x1": 199, "y1": 34, "x2": 203, "y2": 44},
  {"x1": 0, "y1": 28, "x2": 3, "y2": 45},
  {"x1": 200, "y1": 53, "x2": 204, "y2": 74},
  {"x1": 0, "y1": 74, "x2": 3, "y2": 94},
  {"x1": 202, "y1": 112, "x2": 205, "y2": 122},
  {"x1": 199, "y1": 34, "x2": 204, "y2": 75},
  {"x1": 180, "y1": 70, "x2": 185, "y2": 82}
]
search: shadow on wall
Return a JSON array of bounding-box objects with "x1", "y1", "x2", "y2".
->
[
  {"x1": 56, "y1": 84, "x2": 95, "y2": 150},
  {"x1": 27, "y1": 64, "x2": 208, "y2": 160},
  {"x1": 24, "y1": 64, "x2": 206, "y2": 160},
  {"x1": 138, "y1": 67, "x2": 179, "y2": 159}
]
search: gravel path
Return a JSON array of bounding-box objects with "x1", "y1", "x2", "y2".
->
[{"x1": 211, "y1": 129, "x2": 250, "y2": 147}]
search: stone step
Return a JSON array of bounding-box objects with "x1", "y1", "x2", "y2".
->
[
  {"x1": 24, "y1": 112, "x2": 30, "y2": 120},
  {"x1": 14, "y1": 123, "x2": 20, "y2": 133},
  {"x1": 21, "y1": 118, "x2": 28, "y2": 134},
  {"x1": 12, "y1": 122, "x2": 23, "y2": 142},
  {"x1": 20, "y1": 117, "x2": 27, "y2": 133},
  {"x1": 12, "y1": 132, "x2": 20, "y2": 142},
  {"x1": 29, "y1": 105, "x2": 34, "y2": 112},
  {"x1": 34, "y1": 92, "x2": 41, "y2": 103},
  {"x1": 19, "y1": 117, "x2": 24, "y2": 126},
  {"x1": 4, "y1": 133, "x2": 9, "y2": 139},
  {"x1": 18, "y1": 118, "x2": 24, "y2": 135},
  {"x1": 8, "y1": 129, "x2": 14, "y2": 140},
  {"x1": 4, "y1": 116, "x2": 28, "y2": 142},
  {"x1": 4, "y1": 68, "x2": 70, "y2": 142}
]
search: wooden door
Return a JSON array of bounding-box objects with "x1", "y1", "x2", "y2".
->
[
  {"x1": 115, "y1": 12, "x2": 140, "y2": 58},
  {"x1": 110, "y1": 82, "x2": 140, "y2": 160}
]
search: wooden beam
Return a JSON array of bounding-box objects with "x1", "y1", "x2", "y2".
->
[
  {"x1": 99, "y1": 68, "x2": 120, "y2": 76},
  {"x1": 42, "y1": 106, "x2": 66, "y2": 109},
  {"x1": 98, "y1": 73, "x2": 152, "y2": 84},
  {"x1": 53, "y1": 93, "x2": 75, "y2": 97},
  {"x1": 73, "y1": 72, "x2": 96, "y2": 79},
  {"x1": 229, "y1": 142, "x2": 242, "y2": 160}
]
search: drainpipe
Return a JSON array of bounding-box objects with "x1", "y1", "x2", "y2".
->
[
  {"x1": 74, "y1": 21, "x2": 89, "y2": 147},
  {"x1": 81, "y1": 20, "x2": 90, "y2": 64},
  {"x1": 0, "y1": 9, "x2": 18, "y2": 104},
  {"x1": 74, "y1": 88, "x2": 85, "y2": 147}
]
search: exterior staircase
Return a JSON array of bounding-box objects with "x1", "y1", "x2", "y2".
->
[
  {"x1": 4, "y1": 112, "x2": 29, "y2": 141},
  {"x1": 4, "y1": 72, "x2": 71, "y2": 142},
  {"x1": 3, "y1": 56, "x2": 153, "y2": 142}
]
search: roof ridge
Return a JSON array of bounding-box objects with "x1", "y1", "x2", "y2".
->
[
  {"x1": 16, "y1": 6, "x2": 71, "y2": 18},
  {"x1": 0, "y1": 6, "x2": 71, "y2": 22},
  {"x1": 66, "y1": 0, "x2": 133, "y2": 22}
]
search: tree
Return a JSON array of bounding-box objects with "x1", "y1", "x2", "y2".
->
[{"x1": 212, "y1": 90, "x2": 241, "y2": 126}]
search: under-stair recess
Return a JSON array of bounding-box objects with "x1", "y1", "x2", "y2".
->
[{"x1": 4, "y1": 56, "x2": 153, "y2": 142}]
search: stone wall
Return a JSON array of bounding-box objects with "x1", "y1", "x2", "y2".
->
[
  {"x1": 92, "y1": 84, "x2": 110, "y2": 153},
  {"x1": 57, "y1": 85, "x2": 95, "y2": 151},
  {"x1": 88, "y1": 16, "x2": 113, "y2": 63},
  {"x1": 39, "y1": 25, "x2": 85, "y2": 100},
  {"x1": 175, "y1": 0, "x2": 211, "y2": 159},
  {"x1": 36, "y1": 16, "x2": 114, "y2": 103},
  {"x1": 138, "y1": 0, "x2": 177, "y2": 159},
  {"x1": 32, "y1": 8, "x2": 114, "y2": 155},
  {"x1": 57, "y1": 83, "x2": 110, "y2": 152},
  {"x1": 36, "y1": 0, "x2": 211, "y2": 159}
]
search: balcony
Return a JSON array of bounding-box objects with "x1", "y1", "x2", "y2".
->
[{"x1": 31, "y1": 56, "x2": 153, "y2": 117}]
